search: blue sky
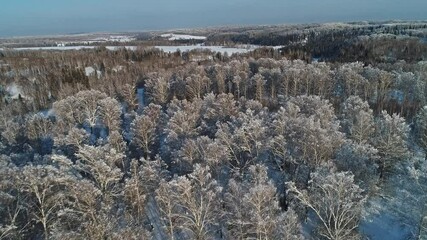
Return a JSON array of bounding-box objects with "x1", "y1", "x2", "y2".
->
[{"x1": 1, "y1": 0, "x2": 426, "y2": 37}]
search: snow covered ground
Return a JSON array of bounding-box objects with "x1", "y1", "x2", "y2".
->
[
  {"x1": 5, "y1": 83, "x2": 23, "y2": 99},
  {"x1": 91, "y1": 35, "x2": 136, "y2": 42},
  {"x1": 0, "y1": 44, "x2": 265, "y2": 55},
  {"x1": 52, "y1": 35, "x2": 136, "y2": 47},
  {"x1": 0, "y1": 46, "x2": 137, "y2": 51},
  {"x1": 154, "y1": 45, "x2": 257, "y2": 55},
  {"x1": 359, "y1": 154, "x2": 427, "y2": 239},
  {"x1": 160, "y1": 33, "x2": 206, "y2": 41},
  {"x1": 84, "y1": 66, "x2": 102, "y2": 77},
  {"x1": 112, "y1": 65, "x2": 125, "y2": 72},
  {"x1": 5, "y1": 46, "x2": 97, "y2": 51}
]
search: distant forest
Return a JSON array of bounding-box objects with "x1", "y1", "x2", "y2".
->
[{"x1": 1, "y1": 22, "x2": 427, "y2": 240}]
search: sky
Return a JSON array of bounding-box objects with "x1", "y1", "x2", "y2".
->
[{"x1": 1, "y1": 0, "x2": 426, "y2": 37}]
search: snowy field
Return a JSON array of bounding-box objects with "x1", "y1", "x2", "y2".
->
[
  {"x1": 90, "y1": 35, "x2": 136, "y2": 43},
  {"x1": 5, "y1": 46, "x2": 98, "y2": 51},
  {"x1": 0, "y1": 46, "x2": 136, "y2": 51},
  {"x1": 53, "y1": 35, "x2": 136, "y2": 46},
  {"x1": 154, "y1": 45, "x2": 258, "y2": 55},
  {"x1": 0, "y1": 45, "x2": 265, "y2": 55},
  {"x1": 160, "y1": 33, "x2": 207, "y2": 41}
]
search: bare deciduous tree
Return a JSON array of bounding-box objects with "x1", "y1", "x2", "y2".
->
[
  {"x1": 216, "y1": 109, "x2": 268, "y2": 173},
  {"x1": 415, "y1": 106, "x2": 427, "y2": 159},
  {"x1": 225, "y1": 164, "x2": 302, "y2": 240},
  {"x1": 26, "y1": 113, "x2": 53, "y2": 141},
  {"x1": 185, "y1": 74, "x2": 210, "y2": 100},
  {"x1": 287, "y1": 170, "x2": 365, "y2": 240},
  {"x1": 17, "y1": 165, "x2": 74, "y2": 238},
  {"x1": 0, "y1": 118, "x2": 21, "y2": 145},
  {"x1": 178, "y1": 136, "x2": 228, "y2": 174},
  {"x1": 341, "y1": 96, "x2": 375, "y2": 144},
  {"x1": 145, "y1": 73, "x2": 170, "y2": 106},
  {"x1": 156, "y1": 179, "x2": 178, "y2": 240},
  {"x1": 99, "y1": 97, "x2": 122, "y2": 132},
  {"x1": 131, "y1": 103, "x2": 162, "y2": 158},
  {"x1": 374, "y1": 110, "x2": 409, "y2": 176},
  {"x1": 157, "y1": 165, "x2": 222, "y2": 240},
  {"x1": 76, "y1": 145, "x2": 124, "y2": 196},
  {"x1": 124, "y1": 159, "x2": 147, "y2": 219}
]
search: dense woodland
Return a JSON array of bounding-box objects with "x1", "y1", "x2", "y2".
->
[{"x1": 1, "y1": 22, "x2": 427, "y2": 239}]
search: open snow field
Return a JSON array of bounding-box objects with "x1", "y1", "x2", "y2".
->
[
  {"x1": 154, "y1": 45, "x2": 257, "y2": 55},
  {"x1": 1, "y1": 44, "x2": 264, "y2": 55},
  {"x1": 160, "y1": 33, "x2": 207, "y2": 41}
]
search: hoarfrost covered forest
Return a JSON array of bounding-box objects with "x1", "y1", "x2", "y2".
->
[{"x1": 1, "y1": 22, "x2": 427, "y2": 239}]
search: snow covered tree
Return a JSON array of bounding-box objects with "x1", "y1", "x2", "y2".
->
[
  {"x1": 164, "y1": 98, "x2": 203, "y2": 162},
  {"x1": 287, "y1": 170, "x2": 365, "y2": 240},
  {"x1": 0, "y1": 118, "x2": 21, "y2": 145},
  {"x1": 118, "y1": 83, "x2": 139, "y2": 111},
  {"x1": 156, "y1": 179, "x2": 179, "y2": 240},
  {"x1": 273, "y1": 95, "x2": 344, "y2": 168},
  {"x1": 252, "y1": 73, "x2": 266, "y2": 104},
  {"x1": 124, "y1": 156, "x2": 168, "y2": 222},
  {"x1": 223, "y1": 178, "x2": 249, "y2": 239},
  {"x1": 124, "y1": 159, "x2": 147, "y2": 220},
  {"x1": 50, "y1": 154, "x2": 138, "y2": 239},
  {"x1": 415, "y1": 106, "x2": 427, "y2": 158},
  {"x1": 131, "y1": 103, "x2": 163, "y2": 158},
  {"x1": 53, "y1": 95, "x2": 81, "y2": 129},
  {"x1": 185, "y1": 74, "x2": 210, "y2": 100},
  {"x1": 213, "y1": 65, "x2": 226, "y2": 94},
  {"x1": 53, "y1": 90, "x2": 108, "y2": 132},
  {"x1": 335, "y1": 142, "x2": 379, "y2": 190},
  {"x1": 99, "y1": 97, "x2": 122, "y2": 132},
  {"x1": 395, "y1": 72, "x2": 425, "y2": 116},
  {"x1": 107, "y1": 130, "x2": 127, "y2": 154},
  {"x1": 139, "y1": 155, "x2": 169, "y2": 193},
  {"x1": 75, "y1": 145, "x2": 124, "y2": 197},
  {"x1": 0, "y1": 156, "x2": 25, "y2": 239},
  {"x1": 66, "y1": 179, "x2": 107, "y2": 239},
  {"x1": 156, "y1": 165, "x2": 222, "y2": 240},
  {"x1": 269, "y1": 107, "x2": 294, "y2": 171},
  {"x1": 25, "y1": 113, "x2": 54, "y2": 154},
  {"x1": 145, "y1": 73, "x2": 170, "y2": 106},
  {"x1": 216, "y1": 108, "x2": 268, "y2": 173},
  {"x1": 54, "y1": 127, "x2": 89, "y2": 156},
  {"x1": 26, "y1": 113, "x2": 53, "y2": 141},
  {"x1": 282, "y1": 60, "x2": 306, "y2": 96},
  {"x1": 201, "y1": 93, "x2": 239, "y2": 135},
  {"x1": 335, "y1": 62, "x2": 367, "y2": 99},
  {"x1": 309, "y1": 62, "x2": 333, "y2": 97},
  {"x1": 233, "y1": 75, "x2": 242, "y2": 98},
  {"x1": 178, "y1": 136, "x2": 229, "y2": 174},
  {"x1": 341, "y1": 96, "x2": 375, "y2": 144},
  {"x1": 16, "y1": 164, "x2": 75, "y2": 238},
  {"x1": 225, "y1": 164, "x2": 302, "y2": 240},
  {"x1": 259, "y1": 67, "x2": 281, "y2": 104},
  {"x1": 374, "y1": 110, "x2": 409, "y2": 176},
  {"x1": 375, "y1": 70, "x2": 395, "y2": 113},
  {"x1": 74, "y1": 90, "x2": 108, "y2": 129}
]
